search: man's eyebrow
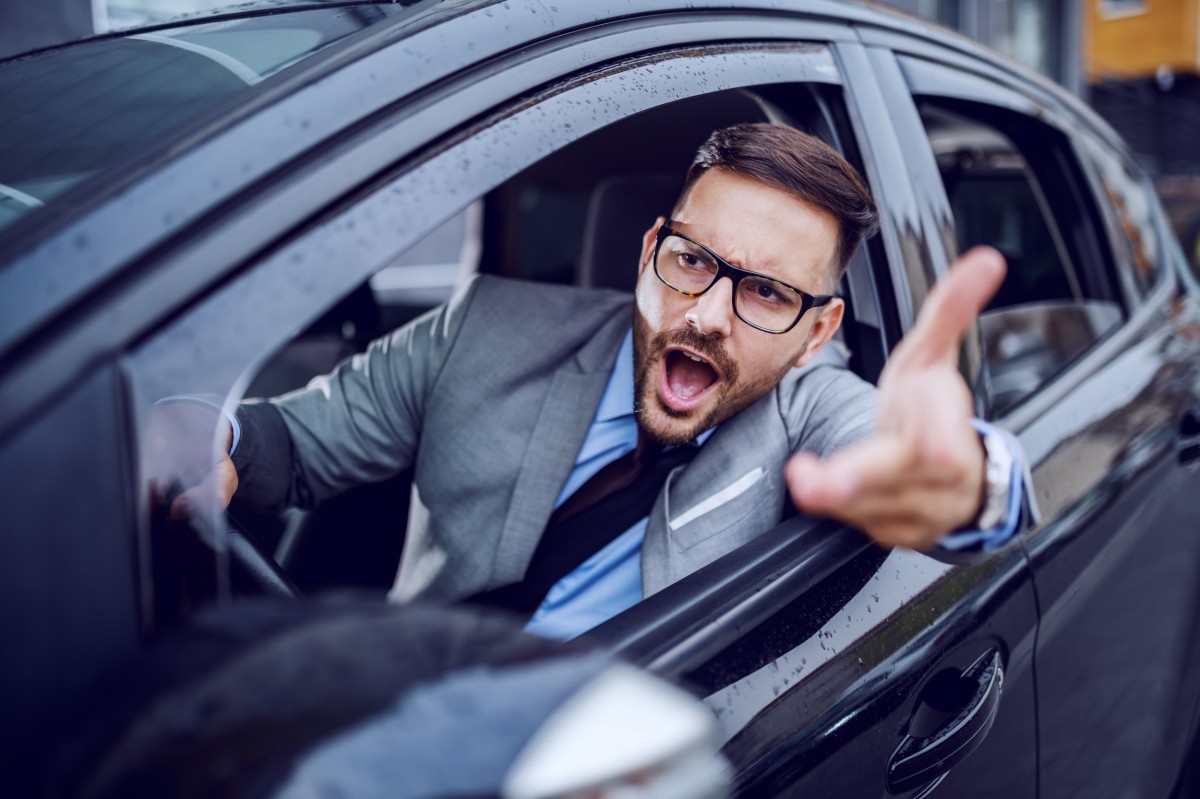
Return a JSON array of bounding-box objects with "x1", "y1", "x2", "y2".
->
[{"x1": 672, "y1": 221, "x2": 817, "y2": 287}]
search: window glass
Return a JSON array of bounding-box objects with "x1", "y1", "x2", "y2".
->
[
  {"x1": 1078, "y1": 137, "x2": 1162, "y2": 298},
  {"x1": 1098, "y1": 0, "x2": 1148, "y2": 18},
  {"x1": 0, "y1": 10, "x2": 401, "y2": 236},
  {"x1": 918, "y1": 103, "x2": 1123, "y2": 416}
]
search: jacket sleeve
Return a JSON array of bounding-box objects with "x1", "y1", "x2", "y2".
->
[
  {"x1": 778, "y1": 348, "x2": 878, "y2": 457},
  {"x1": 231, "y1": 276, "x2": 484, "y2": 511}
]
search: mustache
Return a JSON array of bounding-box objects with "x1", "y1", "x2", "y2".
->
[{"x1": 652, "y1": 326, "x2": 738, "y2": 384}]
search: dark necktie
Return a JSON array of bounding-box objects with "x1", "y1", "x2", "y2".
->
[
  {"x1": 551, "y1": 435, "x2": 664, "y2": 524},
  {"x1": 467, "y1": 433, "x2": 698, "y2": 616}
]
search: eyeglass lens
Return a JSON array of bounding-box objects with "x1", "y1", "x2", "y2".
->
[{"x1": 655, "y1": 234, "x2": 804, "y2": 332}]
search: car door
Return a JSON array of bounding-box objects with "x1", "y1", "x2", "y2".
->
[{"x1": 885, "y1": 34, "x2": 1200, "y2": 798}]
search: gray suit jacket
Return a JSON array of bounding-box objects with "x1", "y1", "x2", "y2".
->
[{"x1": 262, "y1": 275, "x2": 876, "y2": 602}]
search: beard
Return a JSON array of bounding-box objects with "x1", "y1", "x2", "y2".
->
[{"x1": 631, "y1": 307, "x2": 806, "y2": 446}]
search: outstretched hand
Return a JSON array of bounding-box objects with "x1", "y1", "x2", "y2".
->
[{"x1": 786, "y1": 246, "x2": 1007, "y2": 550}]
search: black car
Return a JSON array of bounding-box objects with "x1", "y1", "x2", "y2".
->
[{"x1": 3, "y1": 1, "x2": 1200, "y2": 797}]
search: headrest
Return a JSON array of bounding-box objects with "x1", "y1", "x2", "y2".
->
[{"x1": 579, "y1": 174, "x2": 682, "y2": 292}]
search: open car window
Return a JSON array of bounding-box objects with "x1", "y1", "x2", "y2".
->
[
  {"x1": 122, "y1": 39, "x2": 872, "y2": 629},
  {"x1": 240, "y1": 81, "x2": 886, "y2": 599}
]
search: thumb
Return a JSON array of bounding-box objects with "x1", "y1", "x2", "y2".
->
[
  {"x1": 170, "y1": 455, "x2": 239, "y2": 520},
  {"x1": 787, "y1": 449, "x2": 857, "y2": 515}
]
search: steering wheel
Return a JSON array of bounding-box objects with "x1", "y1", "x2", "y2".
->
[{"x1": 225, "y1": 526, "x2": 302, "y2": 599}]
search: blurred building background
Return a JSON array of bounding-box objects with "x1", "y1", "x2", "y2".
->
[
  {"x1": 885, "y1": 2, "x2": 1200, "y2": 178},
  {"x1": 1086, "y1": 0, "x2": 1200, "y2": 175},
  {"x1": 885, "y1": 0, "x2": 1085, "y2": 96}
]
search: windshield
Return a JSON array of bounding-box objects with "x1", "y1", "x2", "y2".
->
[{"x1": 0, "y1": 8, "x2": 403, "y2": 236}]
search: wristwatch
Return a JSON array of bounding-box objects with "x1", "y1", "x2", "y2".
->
[{"x1": 975, "y1": 427, "x2": 1014, "y2": 531}]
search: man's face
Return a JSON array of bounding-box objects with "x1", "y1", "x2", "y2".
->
[{"x1": 632, "y1": 168, "x2": 845, "y2": 445}]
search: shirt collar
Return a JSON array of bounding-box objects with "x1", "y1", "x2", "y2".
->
[
  {"x1": 595, "y1": 329, "x2": 635, "y2": 423},
  {"x1": 598, "y1": 328, "x2": 716, "y2": 446}
]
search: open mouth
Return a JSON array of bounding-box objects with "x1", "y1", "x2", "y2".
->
[{"x1": 659, "y1": 348, "x2": 721, "y2": 412}]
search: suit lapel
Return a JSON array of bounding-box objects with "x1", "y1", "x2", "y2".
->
[
  {"x1": 493, "y1": 306, "x2": 631, "y2": 582},
  {"x1": 642, "y1": 389, "x2": 791, "y2": 596}
]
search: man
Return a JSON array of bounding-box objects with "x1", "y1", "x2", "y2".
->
[{"x1": 172, "y1": 123, "x2": 1023, "y2": 639}]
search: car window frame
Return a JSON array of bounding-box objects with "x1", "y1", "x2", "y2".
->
[{"x1": 122, "y1": 35, "x2": 857, "y2": 628}]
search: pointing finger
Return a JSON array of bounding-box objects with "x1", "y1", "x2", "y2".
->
[{"x1": 904, "y1": 246, "x2": 1006, "y2": 368}]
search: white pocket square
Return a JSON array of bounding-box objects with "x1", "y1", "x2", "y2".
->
[{"x1": 669, "y1": 467, "x2": 765, "y2": 531}]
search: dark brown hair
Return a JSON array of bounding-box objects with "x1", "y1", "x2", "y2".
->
[{"x1": 680, "y1": 123, "x2": 879, "y2": 282}]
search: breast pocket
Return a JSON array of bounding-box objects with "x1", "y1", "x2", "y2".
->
[{"x1": 666, "y1": 466, "x2": 778, "y2": 553}]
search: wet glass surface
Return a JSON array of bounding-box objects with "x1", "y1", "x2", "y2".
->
[{"x1": 0, "y1": 9, "x2": 398, "y2": 238}]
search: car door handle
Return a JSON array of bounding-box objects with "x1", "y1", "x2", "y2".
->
[{"x1": 886, "y1": 650, "x2": 1003, "y2": 795}]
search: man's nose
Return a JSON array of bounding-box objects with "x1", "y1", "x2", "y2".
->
[{"x1": 686, "y1": 277, "x2": 735, "y2": 338}]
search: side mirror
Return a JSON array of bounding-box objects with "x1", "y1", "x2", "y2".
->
[
  {"x1": 979, "y1": 301, "x2": 1121, "y2": 416},
  {"x1": 504, "y1": 663, "x2": 729, "y2": 799}
]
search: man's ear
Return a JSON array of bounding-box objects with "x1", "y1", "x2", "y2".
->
[
  {"x1": 638, "y1": 217, "x2": 667, "y2": 276},
  {"x1": 792, "y1": 298, "x2": 845, "y2": 369}
]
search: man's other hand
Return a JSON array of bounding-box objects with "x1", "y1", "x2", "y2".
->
[
  {"x1": 144, "y1": 404, "x2": 238, "y2": 521},
  {"x1": 786, "y1": 246, "x2": 1007, "y2": 550}
]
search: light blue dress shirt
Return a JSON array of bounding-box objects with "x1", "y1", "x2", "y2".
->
[
  {"x1": 524, "y1": 328, "x2": 1027, "y2": 642},
  {"x1": 524, "y1": 331, "x2": 713, "y2": 640}
]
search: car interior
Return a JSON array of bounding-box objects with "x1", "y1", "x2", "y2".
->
[
  {"x1": 916, "y1": 100, "x2": 1127, "y2": 416},
  {"x1": 217, "y1": 83, "x2": 892, "y2": 599}
]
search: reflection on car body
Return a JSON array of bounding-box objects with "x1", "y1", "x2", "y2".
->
[{"x1": 2, "y1": 1, "x2": 1200, "y2": 798}]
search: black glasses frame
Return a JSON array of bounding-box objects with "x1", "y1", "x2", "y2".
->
[{"x1": 652, "y1": 223, "x2": 834, "y2": 334}]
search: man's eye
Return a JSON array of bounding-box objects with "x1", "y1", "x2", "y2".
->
[
  {"x1": 679, "y1": 253, "x2": 702, "y2": 268},
  {"x1": 754, "y1": 283, "x2": 781, "y2": 302},
  {"x1": 745, "y1": 280, "x2": 798, "y2": 308}
]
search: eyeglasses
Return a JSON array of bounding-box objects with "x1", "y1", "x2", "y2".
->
[{"x1": 652, "y1": 223, "x2": 833, "y2": 334}]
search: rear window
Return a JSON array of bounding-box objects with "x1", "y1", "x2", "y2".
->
[{"x1": 0, "y1": 9, "x2": 398, "y2": 236}]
